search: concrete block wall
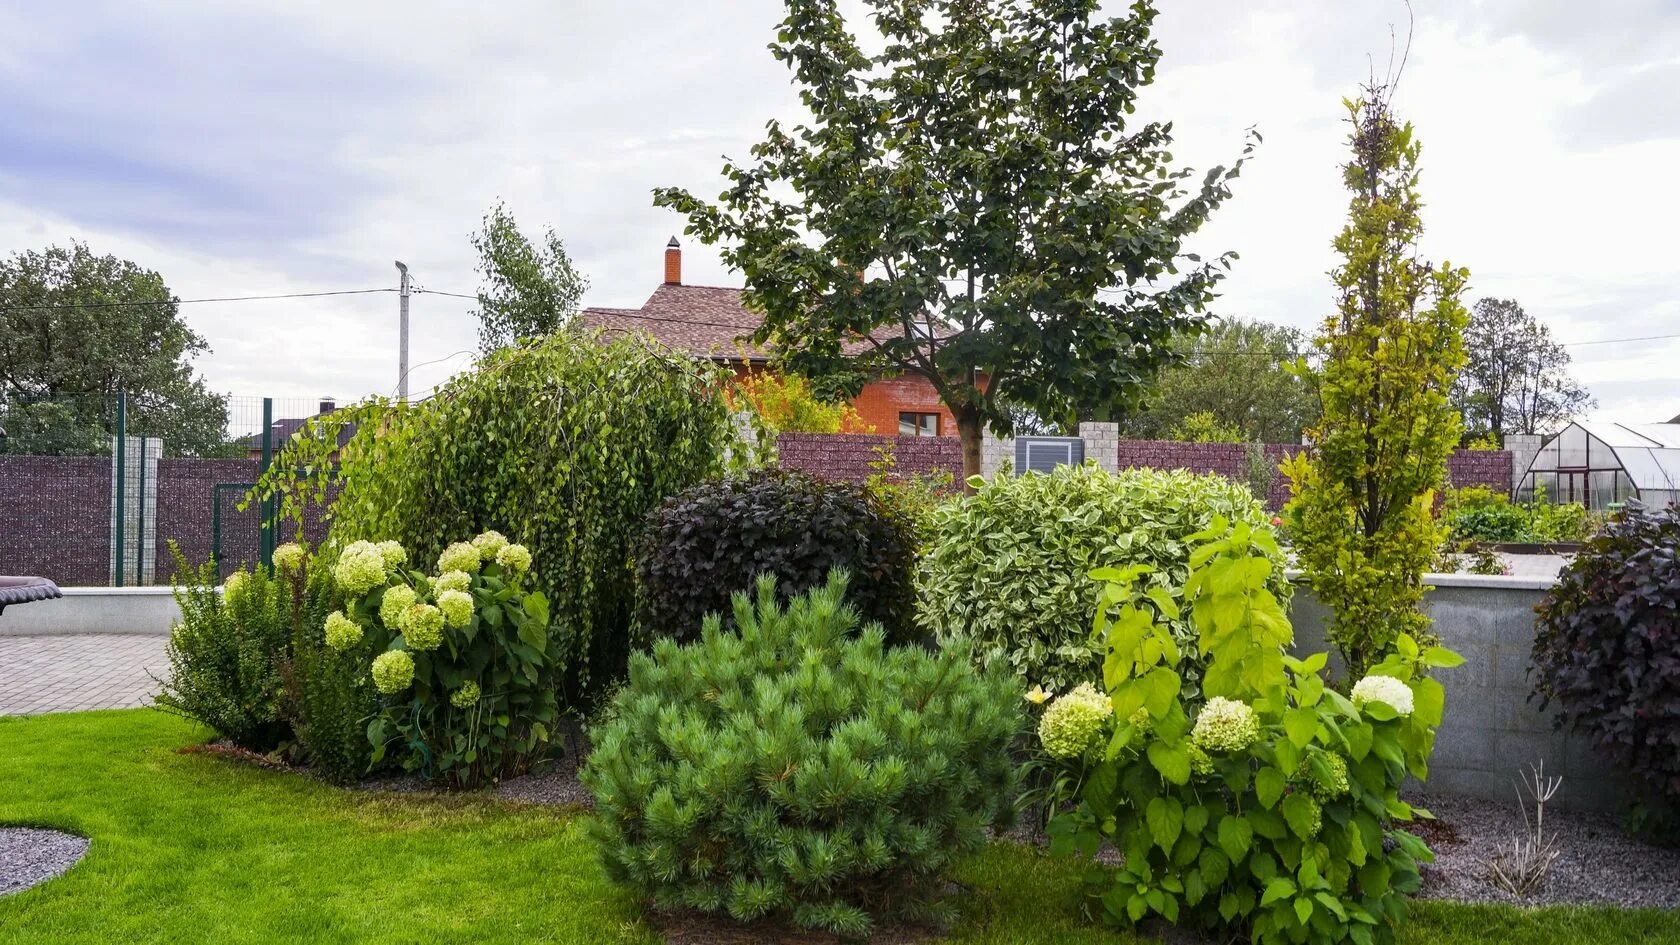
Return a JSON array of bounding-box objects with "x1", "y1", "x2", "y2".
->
[{"x1": 1288, "y1": 573, "x2": 1630, "y2": 813}]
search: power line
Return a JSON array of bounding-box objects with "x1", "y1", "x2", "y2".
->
[{"x1": 0, "y1": 288, "x2": 397, "y2": 313}]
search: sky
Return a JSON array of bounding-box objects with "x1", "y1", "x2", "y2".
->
[{"x1": 1, "y1": 0, "x2": 1676, "y2": 428}]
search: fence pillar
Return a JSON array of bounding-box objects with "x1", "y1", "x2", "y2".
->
[{"x1": 1077, "y1": 421, "x2": 1121, "y2": 473}]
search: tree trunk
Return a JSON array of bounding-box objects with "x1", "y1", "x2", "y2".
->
[{"x1": 955, "y1": 407, "x2": 984, "y2": 493}]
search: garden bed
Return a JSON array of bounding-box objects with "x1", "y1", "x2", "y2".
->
[{"x1": 4, "y1": 712, "x2": 1680, "y2": 945}]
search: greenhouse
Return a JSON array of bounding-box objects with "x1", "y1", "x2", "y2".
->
[{"x1": 1516, "y1": 420, "x2": 1680, "y2": 510}]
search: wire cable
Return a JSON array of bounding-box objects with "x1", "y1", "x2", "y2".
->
[{"x1": 0, "y1": 288, "x2": 397, "y2": 313}]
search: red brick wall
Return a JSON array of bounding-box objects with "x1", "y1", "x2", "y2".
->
[
  {"x1": 777, "y1": 433, "x2": 962, "y2": 483},
  {"x1": 1115, "y1": 440, "x2": 1510, "y2": 510},
  {"x1": 776, "y1": 433, "x2": 1511, "y2": 510},
  {"x1": 849, "y1": 374, "x2": 958, "y2": 437}
]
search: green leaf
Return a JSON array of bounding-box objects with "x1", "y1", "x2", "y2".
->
[
  {"x1": 1284, "y1": 707, "x2": 1319, "y2": 749},
  {"x1": 1420, "y1": 645, "x2": 1465, "y2": 668},
  {"x1": 1260, "y1": 877, "x2": 1297, "y2": 906},
  {"x1": 1256, "y1": 766, "x2": 1286, "y2": 809},
  {"x1": 1148, "y1": 742, "x2": 1191, "y2": 786},
  {"x1": 1217, "y1": 815, "x2": 1253, "y2": 861},
  {"x1": 1283, "y1": 793, "x2": 1319, "y2": 839},
  {"x1": 1147, "y1": 796, "x2": 1184, "y2": 851}
]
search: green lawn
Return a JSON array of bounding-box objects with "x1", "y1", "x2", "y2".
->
[{"x1": 1, "y1": 711, "x2": 1676, "y2": 944}]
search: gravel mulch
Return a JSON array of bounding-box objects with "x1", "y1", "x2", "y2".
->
[
  {"x1": 0, "y1": 827, "x2": 89, "y2": 897},
  {"x1": 1411, "y1": 791, "x2": 1680, "y2": 909},
  {"x1": 494, "y1": 746, "x2": 593, "y2": 808}
]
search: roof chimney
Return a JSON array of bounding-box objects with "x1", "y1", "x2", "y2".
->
[
  {"x1": 318, "y1": 396, "x2": 336, "y2": 416},
  {"x1": 664, "y1": 236, "x2": 682, "y2": 285}
]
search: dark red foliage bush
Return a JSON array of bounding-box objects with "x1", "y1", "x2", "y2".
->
[
  {"x1": 1531, "y1": 501, "x2": 1680, "y2": 804},
  {"x1": 633, "y1": 469, "x2": 919, "y2": 645}
]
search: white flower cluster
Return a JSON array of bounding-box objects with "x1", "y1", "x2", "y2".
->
[{"x1": 1351, "y1": 675, "x2": 1414, "y2": 717}]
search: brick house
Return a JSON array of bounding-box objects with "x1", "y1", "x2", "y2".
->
[{"x1": 580, "y1": 239, "x2": 959, "y2": 437}]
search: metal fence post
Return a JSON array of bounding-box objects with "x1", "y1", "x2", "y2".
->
[
  {"x1": 259, "y1": 397, "x2": 274, "y2": 569},
  {"x1": 114, "y1": 391, "x2": 127, "y2": 588}
]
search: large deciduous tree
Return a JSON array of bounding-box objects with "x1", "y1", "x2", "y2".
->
[
  {"x1": 1124, "y1": 318, "x2": 1319, "y2": 443},
  {"x1": 0, "y1": 241, "x2": 232, "y2": 456},
  {"x1": 469, "y1": 200, "x2": 589, "y2": 352},
  {"x1": 1282, "y1": 88, "x2": 1469, "y2": 677},
  {"x1": 655, "y1": 0, "x2": 1254, "y2": 481},
  {"x1": 1451, "y1": 297, "x2": 1593, "y2": 442}
]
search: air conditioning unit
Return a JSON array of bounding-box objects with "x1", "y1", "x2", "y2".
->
[{"x1": 1015, "y1": 436, "x2": 1085, "y2": 473}]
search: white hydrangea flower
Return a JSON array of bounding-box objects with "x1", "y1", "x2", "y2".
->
[
  {"x1": 1351, "y1": 675, "x2": 1414, "y2": 717},
  {"x1": 1191, "y1": 696, "x2": 1261, "y2": 753}
]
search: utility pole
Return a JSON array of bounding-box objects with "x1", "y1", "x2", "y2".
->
[{"x1": 394, "y1": 260, "x2": 410, "y2": 402}]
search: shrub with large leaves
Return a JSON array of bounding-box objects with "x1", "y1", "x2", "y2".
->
[
  {"x1": 255, "y1": 328, "x2": 736, "y2": 711},
  {"x1": 1045, "y1": 519, "x2": 1460, "y2": 945},
  {"x1": 584, "y1": 574, "x2": 1021, "y2": 937},
  {"x1": 1532, "y1": 501, "x2": 1680, "y2": 807},
  {"x1": 917, "y1": 464, "x2": 1287, "y2": 692},
  {"x1": 634, "y1": 469, "x2": 919, "y2": 644},
  {"x1": 325, "y1": 533, "x2": 559, "y2": 789}
]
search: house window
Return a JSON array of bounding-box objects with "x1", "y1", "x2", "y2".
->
[{"x1": 898, "y1": 411, "x2": 939, "y2": 437}]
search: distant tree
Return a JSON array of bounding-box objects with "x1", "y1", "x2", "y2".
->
[
  {"x1": 655, "y1": 0, "x2": 1254, "y2": 484},
  {"x1": 1125, "y1": 318, "x2": 1318, "y2": 443},
  {"x1": 1281, "y1": 87, "x2": 1469, "y2": 677},
  {"x1": 469, "y1": 200, "x2": 589, "y2": 351},
  {"x1": 1452, "y1": 297, "x2": 1593, "y2": 442},
  {"x1": 1169, "y1": 410, "x2": 1244, "y2": 444},
  {"x1": 0, "y1": 241, "x2": 233, "y2": 456}
]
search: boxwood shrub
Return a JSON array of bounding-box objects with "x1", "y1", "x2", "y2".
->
[
  {"x1": 1532, "y1": 501, "x2": 1680, "y2": 807},
  {"x1": 917, "y1": 464, "x2": 1288, "y2": 693},
  {"x1": 633, "y1": 469, "x2": 919, "y2": 644},
  {"x1": 584, "y1": 574, "x2": 1020, "y2": 936}
]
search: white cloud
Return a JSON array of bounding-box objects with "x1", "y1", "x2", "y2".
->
[{"x1": 1, "y1": 0, "x2": 1675, "y2": 426}]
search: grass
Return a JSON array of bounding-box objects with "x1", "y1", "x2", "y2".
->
[{"x1": 1, "y1": 711, "x2": 1677, "y2": 944}]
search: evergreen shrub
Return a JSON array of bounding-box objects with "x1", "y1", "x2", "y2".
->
[
  {"x1": 917, "y1": 464, "x2": 1287, "y2": 693},
  {"x1": 155, "y1": 546, "x2": 296, "y2": 751},
  {"x1": 634, "y1": 469, "x2": 919, "y2": 644},
  {"x1": 584, "y1": 574, "x2": 1021, "y2": 937}
]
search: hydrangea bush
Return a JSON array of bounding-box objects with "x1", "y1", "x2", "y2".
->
[
  {"x1": 1044, "y1": 518, "x2": 1461, "y2": 945},
  {"x1": 326, "y1": 531, "x2": 559, "y2": 788},
  {"x1": 583, "y1": 574, "x2": 1021, "y2": 937}
]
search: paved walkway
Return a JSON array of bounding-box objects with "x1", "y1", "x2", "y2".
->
[{"x1": 0, "y1": 635, "x2": 168, "y2": 716}]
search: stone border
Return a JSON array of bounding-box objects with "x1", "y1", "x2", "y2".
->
[{"x1": 0, "y1": 586, "x2": 180, "y2": 637}]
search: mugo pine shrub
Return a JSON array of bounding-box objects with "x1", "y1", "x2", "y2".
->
[
  {"x1": 583, "y1": 574, "x2": 1021, "y2": 937},
  {"x1": 917, "y1": 464, "x2": 1287, "y2": 693},
  {"x1": 325, "y1": 531, "x2": 559, "y2": 788},
  {"x1": 1532, "y1": 501, "x2": 1680, "y2": 813},
  {"x1": 1043, "y1": 518, "x2": 1461, "y2": 945},
  {"x1": 634, "y1": 469, "x2": 919, "y2": 645}
]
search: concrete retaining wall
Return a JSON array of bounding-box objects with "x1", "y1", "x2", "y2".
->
[
  {"x1": 1289, "y1": 573, "x2": 1629, "y2": 812},
  {"x1": 0, "y1": 587, "x2": 181, "y2": 636}
]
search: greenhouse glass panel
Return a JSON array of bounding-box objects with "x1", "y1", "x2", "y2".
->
[
  {"x1": 1557, "y1": 425, "x2": 1588, "y2": 468},
  {"x1": 1590, "y1": 470, "x2": 1618, "y2": 510},
  {"x1": 1586, "y1": 433, "x2": 1614, "y2": 470},
  {"x1": 1616, "y1": 470, "x2": 1636, "y2": 503},
  {"x1": 1534, "y1": 471, "x2": 1558, "y2": 503}
]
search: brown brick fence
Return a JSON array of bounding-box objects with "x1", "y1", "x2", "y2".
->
[{"x1": 777, "y1": 433, "x2": 1511, "y2": 510}]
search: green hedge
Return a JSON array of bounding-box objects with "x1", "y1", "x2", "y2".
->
[{"x1": 916, "y1": 464, "x2": 1288, "y2": 693}]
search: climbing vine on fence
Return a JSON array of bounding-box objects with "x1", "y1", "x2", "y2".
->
[{"x1": 252, "y1": 328, "x2": 739, "y2": 708}]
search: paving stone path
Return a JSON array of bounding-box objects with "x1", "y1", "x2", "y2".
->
[{"x1": 0, "y1": 635, "x2": 168, "y2": 716}]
